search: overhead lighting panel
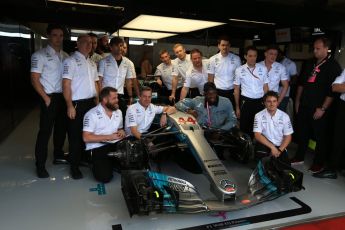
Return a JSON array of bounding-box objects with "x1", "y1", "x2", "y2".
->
[
  {"x1": 123, "y1": 15, "x2": 225, "y2": 33},
  {"x1": 229, "y1": 18, "x2": 275, "y2": 25},
  {"x1": 47, "y1": 0, "x2": 124, "y2": 10},
  {"x1": 113, "y1": 29, "x2": 177, "y2": 40}
]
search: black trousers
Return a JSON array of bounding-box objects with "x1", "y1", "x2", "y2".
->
[
  {"x1": 35, "y1": 93, "x2": 67, "y2": 168},
  {"x1": 68, "y1": 98, "x2": 96, "y2": 167},
  {"x1": 217, "y1": 88, "x2": 235, "y2": 108},
  {"x1": 240, "y1": 96, "x2": 264, "y2": 138},
  {"x1": 255, "y1": 142, "x2": 290, "y2": 164},
  {"x1": 187, "y1": 88, "x2": 201, "y2": 99},
  {"x1": 329, "y1": 100, "x2": 345, "y2": 170},
  {"x1": 87, "y1": 143, "x2": 118, "y2": 183},
  {"x1": 278, "y1": 97, "x2": 289, "y2": 112},
  {"x1": 118, "y1": 94, "x2": 127, "y2": 120},
  {"x1": 295, "y1": 106, "x2": 330, "y2": 164},
  {"x1": 164, "y1": 87, "x2": 182, "y2": 105}
]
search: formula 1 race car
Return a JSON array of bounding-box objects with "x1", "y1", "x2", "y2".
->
[{"x1": 111, "y1": 111, "x2": 304, "y2": 217}]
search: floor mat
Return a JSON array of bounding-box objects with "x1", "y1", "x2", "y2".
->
[{"x1": 281, "y1": 216, "x2": 345, "y2": 230}]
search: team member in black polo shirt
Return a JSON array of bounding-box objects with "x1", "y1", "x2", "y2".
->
[
  {"x1": 292, "y1": 37, "x2": 342, "y2": 174},
  {"x1": 31, "y1": 24, "x2": 69, "y2": 178},
  {"x1": 313, "y1": 69, "x2": 345, "y2": 179},
  {"x1": 63, "y1": 34, "x2": 99, "y2": 179}
]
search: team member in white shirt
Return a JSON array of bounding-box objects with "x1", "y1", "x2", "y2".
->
[
  {"x1": 98, "y1": 37, "x2": 136, "y2": 115},
  {"x1": 96, "y1": 34, "x2": 110, "y2": 58},
  {"x1": 121, "y1": 41, "x2": 140, "y2": 98},
  {"x1": 258, "y1": 45, "x2": 289, "y2": 107},
  {"x1": 31, "y1": 24, "x2": 69, "y2": 178},
  {"x1": 253, "y1": 91, "x2": 293, "y2": 162},
  {"x1": 88, "y1": 32, "x2": 103, "y2": 65},
  {"x1": 83, "y1": 87, "x2": 125, "y2": 183},
  {"x1": 126, "y1": 86, "x2": 176, "y2": 139},
  {"x1": 63, "y1": 34, "x2": 99, "y2": 179},
  {"x1": 208, "y1": 35, "x2": 241, "y2": 107},
  {"x1": 170, "y1": 43, "x2": 192, "y2": 103},
  {"x1": 155, "y1": 49, "x2": 179, "y2": 102},
  {"x1": 180, "y1": 49, "x2": 208, "y2": 100},
  {"x1": 278, "y1": 50, "x2": 298, "y2": 111},
  {"x1": 234, "y1": 46, "x2": 269, "y2": 138}
]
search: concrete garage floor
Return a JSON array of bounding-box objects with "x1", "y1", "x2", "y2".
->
[{"x1": 1, "y1": 108, "x2": 345, "y2": 230}]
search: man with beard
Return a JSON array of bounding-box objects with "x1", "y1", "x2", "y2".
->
[
  {"x1": 175, "y1": 82, "x2": 239, "y2": 160},
  {"x1": 176, "y1": 82, "x2": 236, "y2": 131},
  {"x1": 83, "y1": 87, "x2": 125, "y2": 183}
]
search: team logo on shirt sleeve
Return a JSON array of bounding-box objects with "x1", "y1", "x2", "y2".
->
[
  {"x1": 128, "y1": 112, "x2": 135, "y2": 123},
  {"x1": 63, "y1": 64, "x2": 70, "y2": 75},
  {"x1": 31, "y1": 56, "x2": 38, "y2": 68},
  {"x1": 84, "y1": 116, "x2": 90, "y2": 127}
]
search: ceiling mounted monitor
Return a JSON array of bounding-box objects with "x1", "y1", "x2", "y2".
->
[
  {"x1": 113, "y1": 29, "x2": 177, "y2": 40},
  {"x1": 123, "y1": 14, "x2": 225, "y2": 33}
]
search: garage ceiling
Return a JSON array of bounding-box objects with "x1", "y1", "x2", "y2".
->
[{"x1": 0, "y1": 0, "x2": 344, "y2": 40}]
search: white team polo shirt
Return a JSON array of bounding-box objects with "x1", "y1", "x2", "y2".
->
[
  {"x1": 258, "y1": 61, "x2": 288, "y2": 93},
  {"x1": 62, "y1": 51, "x2": 99, "y2": 101},
  {"x1": 171, "y1": 54, "x2": 192, "y2": 82},
  {"x1": 124, "y1": 56, "x2": 137, "y2": 78},
  {"x1": 90, "y1": 52, "x2": 103, "y2": 65},
  {"x1": 98, "y1": 55, "x2": 134, "y2": 94},
  {"x1": 83, "y1": 104, "x2": 123, "y2": 150},
  {"x1": 125, "y1": 102, "x2": 164, "y2": 135},
  {"x1": 253, "y1": 108, "x2": 293, "y2": 146},
  {"x1": 155, "y1": 62, "x2": 180, "y2": 90},
  {"x1": 280, "y1": 57, "x2": 298, "y2": 97},
  {"x1": 31, "y1": 45, "x2": 69, "y2": 94},
  {"x1": 184, "y1": 61, "x2": 208, "y2": 95},
  {"x1": 333, "y1": 69, "x2": 345, "y2": 101},
  {"x1": 234, "y1": 63, "x2": 269, "y2": 99},
  {"x1": 207, "y1": 52, "x2": 241, "y2": 90}
]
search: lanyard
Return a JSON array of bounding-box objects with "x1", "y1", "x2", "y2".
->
[
  {"x1": 206, "y1": 102, "x2": 211, "y2": 127},
  {"x1": 247, "y1": 66, "x2": 259, "y2": 79},
  {"x1": 313, "y1": 56, "x2": 328, "y2": 72},
  {"x1": 307, "y1": 56, "x2": 329, "y2": 83}
]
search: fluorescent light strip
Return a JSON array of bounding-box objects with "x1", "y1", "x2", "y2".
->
[
  {"x1": 129, "y1": 40, "x2": 144, "y2": 45},
  {"x1": 71, "y1": 29, "x2": 106, "y2": 35},
  {"x1": 123, "y1": 14, "x2": 225, "y2": 33},
  {"x1": 229, "y1": 18, "x2": 275, "y2": 25},
  {"x1": 47, "y1": 0, "x2": 124, "y2": 10},
  {"x1": 114, "y1": 29, "x2": 177, "y2": 40},
  {"x1": 0, "y1": 31, "x2": 31, "y2": 39}
]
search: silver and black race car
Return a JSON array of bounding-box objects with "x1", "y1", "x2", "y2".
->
[{"x1": 111, "y1": 111, "x2": 304, "y2": 217}]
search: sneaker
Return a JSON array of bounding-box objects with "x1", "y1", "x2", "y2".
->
[
  {"x1": 53, "y1": 158, "x2": 69, "y2": 165},
  {"x1": 313, "y1": 169, "x2": 337, "y2": 179},
  {"x1": 36, "y1": 167, "x2": 49, "y2": 178},
  {"x1": 308, "y1": 164, "x2": 324, "y2": 174},
  {"x1": 290, "y1": 158, "x2": 304, "y2": 165},
  {"x1": 71, "y1": 166, "x2": 83, "y2": 179}
]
